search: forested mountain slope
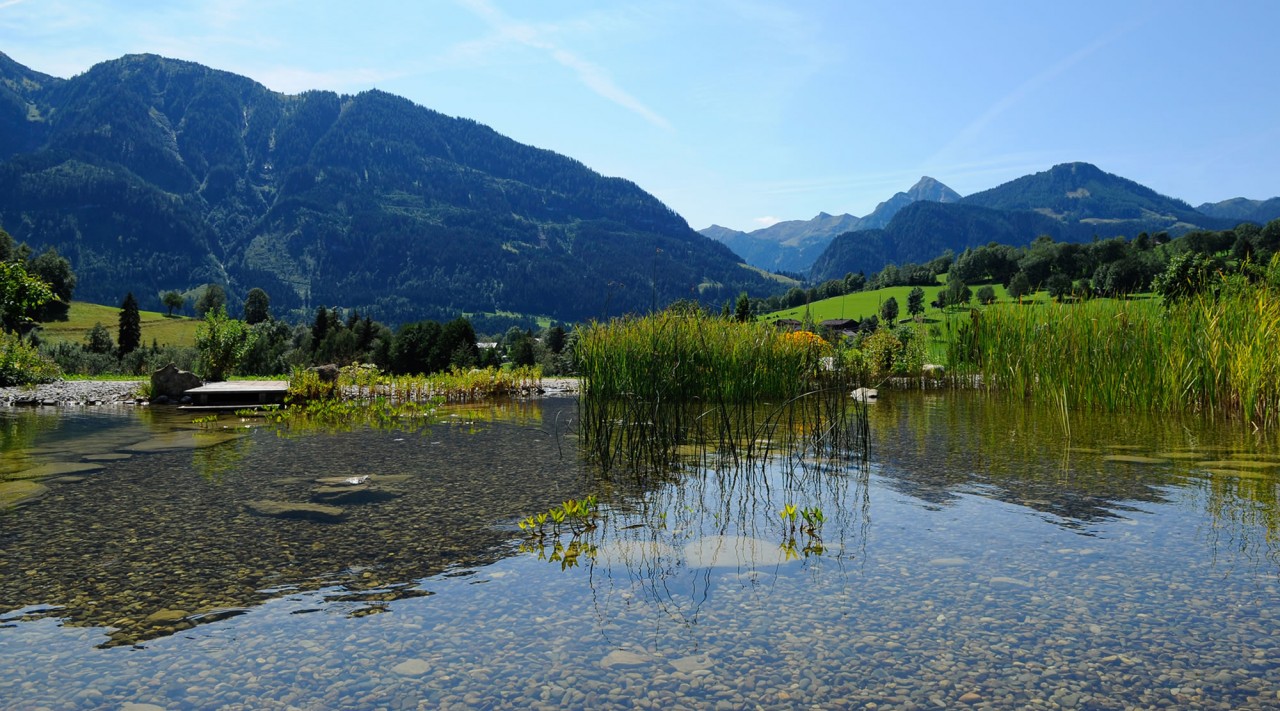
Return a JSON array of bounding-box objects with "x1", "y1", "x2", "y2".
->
[{"x1": 0, "y1": 52, "x2": 773, "y2": 323}]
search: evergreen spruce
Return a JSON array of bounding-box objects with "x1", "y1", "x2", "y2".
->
[{"x1": 118, "y1": 292, "x2": 141, "y2": 355}]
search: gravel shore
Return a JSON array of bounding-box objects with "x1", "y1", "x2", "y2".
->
[
  {"x1": 0, "y1": 376, "x2": 579, "y2": 407},
  {"x1": 0, "y1": 380, "x2": 146, "y2": 406}
]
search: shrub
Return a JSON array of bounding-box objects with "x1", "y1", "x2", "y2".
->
[
  {"x1": 0, "y1": 331, "x2": 60, "y2": 386},
  {"x1": 195, "y1": 307, "x2": 256, "y2": 381}
]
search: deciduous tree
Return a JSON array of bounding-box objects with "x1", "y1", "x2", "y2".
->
[
  {"x1": 907, "y1": 287, "x2": 925, "y2": 319},
  {"x1": 880, "y1": 296, "x2": 899, "y2": 323},
  {"x1": 195, "y1": 284, "x2": 226, "y2": 317},
  {"x1": 243, "y1": 288, "x2": 271, "y2": 325},
  {"x1": 162, "y1": 291, "x2": 185, "y2": 317}
]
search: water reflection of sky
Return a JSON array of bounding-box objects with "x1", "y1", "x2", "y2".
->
[{"x1": 2, "y1": 394, "x2": 1280, "y2": 709}]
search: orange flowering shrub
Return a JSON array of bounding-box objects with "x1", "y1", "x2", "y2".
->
[{"x1": 782, "y1": 330, "x2": 828, "y2": 350}]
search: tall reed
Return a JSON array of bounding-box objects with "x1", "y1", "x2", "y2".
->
[
  {"x1": 950, "y1": 287, "x2": 1280, "y2": 427},
  {"x1": 577, "y1": 311, "x2": 869, "y2": 475}
]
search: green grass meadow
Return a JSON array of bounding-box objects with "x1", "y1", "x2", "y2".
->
[
  {"x1": 36, "y1": 302, "x2": 202, "y2": 348},
  {"x1": 761, "y1": 282, "x2": 1015, "y2": 324}
]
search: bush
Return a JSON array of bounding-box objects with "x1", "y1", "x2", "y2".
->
[
  {"x1": 195, "y1": 307, "x2": 256, "y2": 381},
  {"x1": 0, "y1": 331, "x2": 60, "y2": 386},
  {"x1": 42, "y1": 340, "x2": 116, "y2": 376}
]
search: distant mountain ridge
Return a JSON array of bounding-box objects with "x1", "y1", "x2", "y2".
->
[
  {"x1": 1196, "y1": 197, "x2": 1280, "y2": 224},
  {"x1": 0, "y1": 52, "x2": 774, "y2": 324},
  {"x1": 809, "y1": 162, "x2": 1253, "y2": 282},
  {"x1": 700, "y1": 176, "x2": 959, "y2": 273}
]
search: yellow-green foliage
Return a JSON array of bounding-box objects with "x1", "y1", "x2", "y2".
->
[
  {"x1": 37, "y1": 301, "x2": 200, "y2": 347},
  {"x1": 954, "y1": 288, "x2": 1280, "y2": 426},
  {"x1": 577, "y1": 311, "x2": 840, "y2": 403},
  {"x1": 0, "y1": 331, "x2": 60, "y2": 386},
  {"x1": 287, "y1": 363, "x2": 543, "y2": 406}
]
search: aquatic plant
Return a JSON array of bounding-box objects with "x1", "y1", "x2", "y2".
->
[
  {"x1": 286, "y1": 363, "x2": 542, "y2": 406},
  {"x1": 780, "y1": 503, "x2": 826, "y2": 557},
  {"x1": 949, "y1": 282, "x2": 1280, "y2": 426},
  {"x1": 517, "y1": 495, "x2": 601, "y2": 570},
  {"x1": 518, "y1": 495, "x2": 600, "y2": 540},
  {"x1": 576, "y1": 310, "x2": 870, "y2": 476}
]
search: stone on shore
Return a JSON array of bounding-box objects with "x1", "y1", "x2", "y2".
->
[{"x1": 151, "y1": 363, "x2": 203, "y2": 400}]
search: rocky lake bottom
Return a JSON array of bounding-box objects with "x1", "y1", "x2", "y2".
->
[{"x1": 1, "y1": 393, "x2": 1279, "y2": 709}]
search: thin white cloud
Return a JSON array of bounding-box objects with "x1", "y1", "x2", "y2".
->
[
  {"x1": 753, "y1": 216, "x2": 782, "y2": 228},
  {"x1": 453, "y1": 0, "x2": 672, "y2": 130},
  {"x1": 929, "y1": 17, "x2": 1149, "y2": 168}
]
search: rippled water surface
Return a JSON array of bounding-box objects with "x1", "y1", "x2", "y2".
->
[{"x1": 2, "y1": 394, "x2": 1280, "y2": 709}]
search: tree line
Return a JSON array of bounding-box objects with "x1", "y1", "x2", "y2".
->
[{"x1": 748, "y1": 217, "x2": 1280, "y2": 317}]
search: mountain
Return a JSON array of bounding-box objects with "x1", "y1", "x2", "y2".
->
[
  {"x1": 1196, "y1": 197, "x2": 1280, "y2": 224},
  {"x1": 859, "y1": 176, "x2": 961, "y2": 229},
  {"x1": 702, "y1": 212, "x2": 863, "y2": 274},
  {"x1": 699, "y1": 176, "x2": 959, "y2": 273},
  {"x1": 810, "y1": 162, "x2": 1240, "y2": 281},
  {"x1": 810, "y1": 202, "x2": 1072, "y2": 282},
  {"x1": 962, "y1": 162, "x2": 1208, "y2": 229},
  {"x1": 0, "y1": 52, "x2": 774, "y2": 324}
]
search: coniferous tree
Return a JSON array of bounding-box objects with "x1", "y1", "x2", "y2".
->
[
  {"x1": 118, "y1": 292, "x2": 142, "y2": 355},
  {"x1": 735, "y1": 292, "x2": 751, "y2": 323}
]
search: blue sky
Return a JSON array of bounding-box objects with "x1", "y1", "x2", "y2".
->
[{"x1": 3, "y1": 1, "x2": 1278, "y2": 232}]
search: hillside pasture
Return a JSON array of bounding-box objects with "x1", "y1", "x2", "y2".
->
[
  {"x1": 761, "y1": 282, "x2": 1018, "y2": 325},
  {"x1": 36, "y1": 302, "x2": 201, "y2": 348}
]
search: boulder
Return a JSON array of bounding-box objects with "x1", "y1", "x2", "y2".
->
[
  {"x1": 923, "y1": 363, "x2": 947, "y2": 379},
  {"x1": 151, "y1": 364, "x2": 202, "y2": 400}
]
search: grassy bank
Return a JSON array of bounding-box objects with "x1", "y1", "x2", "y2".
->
[{"x1": 952, "y1": 289, "x2": 1280, "y2": 426}]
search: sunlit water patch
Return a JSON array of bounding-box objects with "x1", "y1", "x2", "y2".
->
[{"x1": 1, "y1": 394, "x2": 1279, "y2": 709}]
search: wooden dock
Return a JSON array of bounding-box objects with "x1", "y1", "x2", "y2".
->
[{"x1": 179, "y1": 381, "x2": 289, "y2": 410}]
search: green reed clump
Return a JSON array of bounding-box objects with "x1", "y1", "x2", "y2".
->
[
  {"x1": 951, "y1": 285, "x2": 1280, "y2": 426},
  {"x1": 578, "y1": 312, "x2": 834, "y2": 402},
  {"x1": 577, "y1": 311, "x2": 869, "y2": 475}
]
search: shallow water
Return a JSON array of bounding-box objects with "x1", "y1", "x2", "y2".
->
[{"x1": 1, "y1": 394, "x2": 1279, "y2": 709}]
